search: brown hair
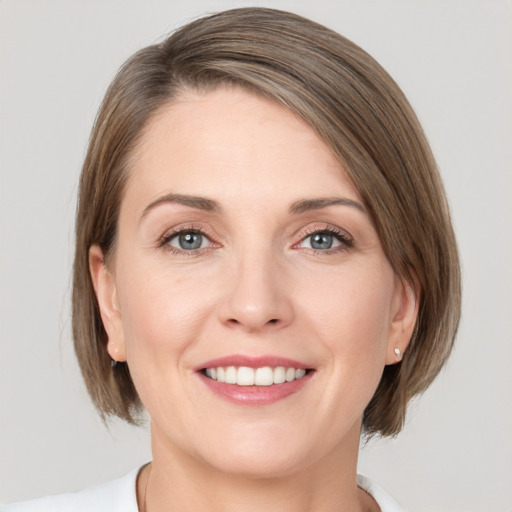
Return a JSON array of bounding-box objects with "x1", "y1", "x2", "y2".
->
[{"x1": 73, "y1": 7, "x2": 461, "y2": 436}]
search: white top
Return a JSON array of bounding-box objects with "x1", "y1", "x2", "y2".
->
[{"x1": 1, "y1": 468, "x2": 405, "y2": 512}]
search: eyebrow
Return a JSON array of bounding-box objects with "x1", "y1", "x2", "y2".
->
[
  {"x1": 289, "y1": 197, "x2": 366, "y2": 214},
  {"x1": 141, "y1": 193, "x2": 222, "y2": 220},
  {"x1": 140, "y1": 193, "x2": 365, "y2": 221}
]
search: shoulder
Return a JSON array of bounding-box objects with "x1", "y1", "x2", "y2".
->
[
  {"x1": 357, "y1": 474, "x2": 406, "y2": 512},
  {"x1": 1, "y1": 467, "x2": 140, "y2": 512}
]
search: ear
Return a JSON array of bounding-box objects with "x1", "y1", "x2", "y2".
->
[
  {"x1": 385, "y1": 276, "x2": 420, "y2": 365},
  {"x1": 89, "y1": 245, "x2": 127, "y2": 363}
]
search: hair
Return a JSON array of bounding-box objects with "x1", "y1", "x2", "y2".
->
[{"x1": 73, "y1": 7, "x2": 461, "y2": 437}]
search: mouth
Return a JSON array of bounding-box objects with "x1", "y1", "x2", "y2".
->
[
  {"x1": 196, "y1": 356, "x2": 315, "y2": 405},
  {"x1": 201, "y1": 366, "x2": 310, "y2": 386}
]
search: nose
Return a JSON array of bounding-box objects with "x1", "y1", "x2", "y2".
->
[{"x1": 218, "y1": 250, "x2": 294, "y2": 333}]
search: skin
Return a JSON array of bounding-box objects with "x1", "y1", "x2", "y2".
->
[{"x1": 90, "y1": 87, "x2": 418, "y2": 512}]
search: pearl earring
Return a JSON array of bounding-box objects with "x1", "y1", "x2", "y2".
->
[{"x1": 394, "y1": 348, "x2": 402, "y2": 360}]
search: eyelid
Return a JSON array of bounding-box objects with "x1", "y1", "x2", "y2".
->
[
  {"x1": 293, "y1": 224, "x2": 354, "y2": 251},
  {"x1": 158, "y1": 224, "x2": 220, "y2": 253},
  {"x1": 157, "y1": 222, "x2": 353, "y2": 255}
]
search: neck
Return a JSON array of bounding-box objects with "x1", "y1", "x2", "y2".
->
[{"x1": 139, "y1": 422, "x2": 378, "y2": 512}]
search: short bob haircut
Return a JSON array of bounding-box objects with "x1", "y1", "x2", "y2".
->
[{"x1": 73, "y1": 7, "x2": 461, "y2": 437}]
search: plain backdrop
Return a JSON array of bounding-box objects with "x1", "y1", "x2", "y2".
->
[{"x1": 1, "y1": 1, "x2": 511, "y2": 510}]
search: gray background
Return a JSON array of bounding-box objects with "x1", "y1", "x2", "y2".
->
[{"x1": 1, "y1": 1, "x2": 511, "y2": 510}]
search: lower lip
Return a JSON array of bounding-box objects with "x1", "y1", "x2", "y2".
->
[{"x1": 198, "y1": 372, "x2": 313, "y2": 406}]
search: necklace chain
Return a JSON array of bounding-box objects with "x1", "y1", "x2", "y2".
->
[{"x1": 143, "y1": 463, "x2": 152, "y2": 512}]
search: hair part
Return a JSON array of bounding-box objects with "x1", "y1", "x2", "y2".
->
[{"x1": 73, "y1": 7, "x2": 461, "y2": 435}]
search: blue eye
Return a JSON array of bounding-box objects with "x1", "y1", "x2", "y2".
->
[
  {"x1": 310, "y1": 233, "x2": 336, "y2": 250},
  {"x1": 167, "y1": 231, "x2": 208, "y2": 250},
  {"x1": 298, "y1": 229, "x2": 351, "y2": 251}
]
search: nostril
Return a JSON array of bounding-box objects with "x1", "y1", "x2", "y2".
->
[{"x1": 226, "y1": 317, "x2": 279, "y2": 328}]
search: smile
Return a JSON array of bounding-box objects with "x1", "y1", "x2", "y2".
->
[
  {"x1": 203, "y1": 366, "x2": 308, "y2": 386},
  {"x1": 196, "y1": 356, "x2": 314, "y2": 405}
]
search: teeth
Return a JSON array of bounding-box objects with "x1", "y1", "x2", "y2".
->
[
  {"x1": 255, "y1": 367, "x2": 273, "y2": 386},
  {"x1": 237, "y1": 366, "x2": 255, "y2": 386},
  {"x1": 285, "y1": 367, "x2": 295, "y2": 382},
  {"x1": 273, "y1": 366, "x2": 286, "y2": 384},
  {"x1": 204, "y1": 366, "x2": 308, "y2": 386},
  {"x1": 225, "y1": 366, "x2": 237, "y2": 384},
  {"x1": 295, "y1": 369, "x2": 306, "y2": 379}
]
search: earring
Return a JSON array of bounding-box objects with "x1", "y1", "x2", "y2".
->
[
  {"x1": 394, "y1": 348, "x2": 402, "y2": 361},
  {"x1": 111, "y1": 359, "x2": 118, "y2": 368}
]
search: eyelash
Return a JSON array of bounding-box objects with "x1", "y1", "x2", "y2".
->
[
  {"x1": 158, "y1": 224, "x2": 354, "y2": 255},
  {"x1": 159, "y1": 224, "x2": 217, "y2": 256},
  {"x1": 294, "y1": 225, "x2": 354, "y2": 254}
]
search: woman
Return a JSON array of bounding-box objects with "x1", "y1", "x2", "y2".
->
[{"x1": 3, "y1": 7, "x2": 460, "y2": 512}]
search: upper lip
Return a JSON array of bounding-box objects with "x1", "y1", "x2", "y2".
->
[{"x1": 195, "y1": 355, "x2": 311, "y2": 371}]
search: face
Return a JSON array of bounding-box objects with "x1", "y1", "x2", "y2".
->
[{"x1": 91, "y1": 87, "x2": 416, "y2": 478}]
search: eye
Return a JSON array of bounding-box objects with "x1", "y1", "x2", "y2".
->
[
  {"x1": 296, "y1": 227, "x2": 353, "y2": 252},
  {"x1": 306, "y1": 232, "x2": 339, "y2": 250},
  {"x1": 165, "y1": 230, "x2": 210, "y2": 251}
]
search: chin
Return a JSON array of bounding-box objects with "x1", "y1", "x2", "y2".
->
[
  {"x1": 203, "y1": 448, "x2": 308, "y2": 480},
  {"x1": 192, "y1": 426, "x2": 325, "y2": 480}
]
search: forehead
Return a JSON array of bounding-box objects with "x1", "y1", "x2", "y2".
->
[{"x1": 123, "y1": 86, "x2": 361, "y2": 213}]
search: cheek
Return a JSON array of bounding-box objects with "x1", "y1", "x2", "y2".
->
[
  {"x1": 113, "y1": 262, "x2": 220, "y2": 420},
  {"x1": 115, "y1": 261, "x2": 218, "y2": 358},
  {"x1": 299, "y1": 260, "x2": 396, "y2": 376}
]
